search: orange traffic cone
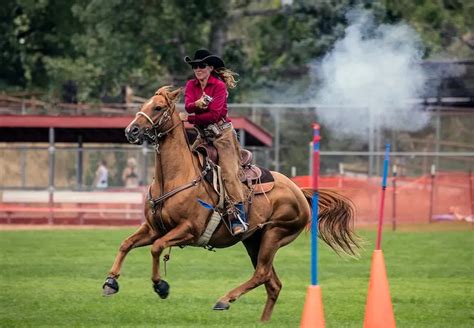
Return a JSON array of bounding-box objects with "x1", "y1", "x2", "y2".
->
[
  {"x1": 300, "y1": 285, "x2": 325, "y2": 328},
  {"x1": 363, "y1": 250, "x2": 396, "y2": 328}
]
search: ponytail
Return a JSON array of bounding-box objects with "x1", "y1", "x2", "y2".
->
[{"x1": 214, "y1": 68, "x2": 239, "y2": 89}]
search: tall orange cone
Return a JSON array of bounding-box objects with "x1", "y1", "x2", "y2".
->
[
  {"x1": 363, "y1": 250, "x2": 396, "y2": 328},
  {"x1": 364, "y1": 144, "x2": 396, "y2": 327},
  {"x1": 300, "y1": 285, "x2": 325, "y2": 327}
]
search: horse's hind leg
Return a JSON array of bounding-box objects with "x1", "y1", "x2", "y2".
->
[
  {"x1": 242, "y1": 232, "x2": 283, "y2": 321},
  {"x1": 261, "y1": 267, "x2": 282, "y2": 321},
  {"x1": 214, "y1": 228, "x2": 286, "y2": 321},
  {"x1": 103, "y1": 223, "x2": 156, "y2": 296},
  {"x1": 242, "y1": 230, "x2": 261, "y2": 268}
]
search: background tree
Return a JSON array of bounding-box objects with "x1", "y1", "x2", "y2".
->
[{"x1": 2, "y1": 0, "x2": 472, "y2": 100}]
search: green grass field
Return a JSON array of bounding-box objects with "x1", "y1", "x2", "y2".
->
[{"x1": 0, "y1": 225, "x2": 472, "y2": 327}]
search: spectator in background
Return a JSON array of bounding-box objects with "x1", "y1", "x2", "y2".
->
[
  {"x1": 122, "y1": 157, "x2": 140, "y2": 188},
  {"x1": 94, "y1": 159, "x2": 108, "y2": 189}
]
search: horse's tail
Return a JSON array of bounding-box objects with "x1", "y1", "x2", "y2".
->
[{"x1": 301, "y1": 188, "x2": 361, "y2": 256}]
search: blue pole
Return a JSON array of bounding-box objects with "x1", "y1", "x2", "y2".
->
[
  {"x1": 376, "y1": 143, "x2": 390, "y2": 250},
  {"x1": 311, "y1": 124, "x2": 321, "y2": 286},
  {"x1": 382, "y1": 144, "x2": 390, "y2": 188},
  {"x1": 311, "y1": 191, "x2": 319, "y2": 285}
]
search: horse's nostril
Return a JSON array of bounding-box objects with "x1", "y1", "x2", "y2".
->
[{"x1": 130, "y1": 125, "x2": 140, "y2": 136}]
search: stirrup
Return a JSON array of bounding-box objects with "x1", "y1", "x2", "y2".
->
[{"x1": 229, "y1": 202, "x2": 248, "y2": 236}]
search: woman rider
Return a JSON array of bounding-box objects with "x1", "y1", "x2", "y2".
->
[{"x1": 179, "y1": 49, "x2": 247, "y2": 236}]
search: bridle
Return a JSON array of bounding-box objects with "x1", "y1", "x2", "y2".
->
[{"x1": 136, "y1": 101, "x2": 181, "y2": 153}]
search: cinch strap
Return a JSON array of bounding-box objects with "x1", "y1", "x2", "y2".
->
[
  {"x1": 196, "y1": 164, "x2": 226, "y2": 247},
  {"x1": 197, "y1": 211, "x2": 222, "y2": 246}
]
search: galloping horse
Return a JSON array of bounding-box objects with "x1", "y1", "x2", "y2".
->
[{"x1": 103, "y1": 86, "x2": 359, "y2": 321}]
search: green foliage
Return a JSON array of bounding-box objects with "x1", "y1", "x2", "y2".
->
[
  {"x1": 0, "y1": 0, "x2": 79, "y2": 89},
  {"x1": 43, "y1": 57, "x2": 102, "y2": 101},
  {"x1": 1, "y1": 0, "x2": 472, "y2": 99},
  {"x1": 383, "y1": 0, "x2": 474, "y2": 58},
  {"x1": 0, "y1": 227, "x2": 472, "y2": 327}
]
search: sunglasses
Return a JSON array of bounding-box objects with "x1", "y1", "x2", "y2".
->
[{"x1": 192, "y1": 63, "x2": 208, "y2": 69}]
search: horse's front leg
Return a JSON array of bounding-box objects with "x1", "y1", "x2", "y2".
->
[
  {"x1": 150, "y1": 222, "x2": 195, "y2": 299},
  {"x1": 103, "y1": 223, "x2": 157, "y2": 296}
]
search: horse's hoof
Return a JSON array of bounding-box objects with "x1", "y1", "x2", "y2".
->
[
  {"x1": 102, "y1": 277, "x2": 119, "y2": 296},
  {"x1": 213, "y1": 301, "x2": 230, "y2": 311},
  {"x1": 153, "y1": 280, "x2": 170, "y2": 299}
]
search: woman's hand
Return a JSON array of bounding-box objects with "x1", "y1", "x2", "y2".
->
[
  {"x1": 195, "y1": 95, "x2": 208, "y2": 109},
  {"x1": 178, "y1": 112, "x2": 188, "y2": 121}
]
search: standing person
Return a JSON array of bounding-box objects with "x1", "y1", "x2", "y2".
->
[
  {"x1": 122, "y1": 157, "x2": 140, "y2": 188},
  {"x1": 93, "y1": 159, "x2": 109, "y2": 190},
  {"x1": 179, "y1": 48, "x2": 247, "y2": 235}
]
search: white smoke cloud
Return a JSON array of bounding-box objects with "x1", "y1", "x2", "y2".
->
[{"x1": 311, "y1": 9, "x2": 430, "y2": 138}]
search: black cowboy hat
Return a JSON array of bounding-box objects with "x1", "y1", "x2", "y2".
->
[{"x1": 184, "y1": 49, "x2": 225, "y2": 69}]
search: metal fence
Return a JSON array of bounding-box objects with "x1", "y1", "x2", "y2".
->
[
  {"x1": 226, "y1": 104, "x2": 473, "y2": 177},
  {"x1": 1, "y1": 104, "x2": 473, "y2": 190}
]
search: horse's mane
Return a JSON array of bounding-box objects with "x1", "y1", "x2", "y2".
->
[
  {"x1": 154, "y1": 86, "x2": 180, "y2": 106},
  {"x1": 155, "y1": 85, "x2": 173, "y2": 96}
]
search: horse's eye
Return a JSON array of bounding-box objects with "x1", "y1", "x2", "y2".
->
[{"x1": 154, "y1": 106, "x2": 161, "y2": 111}]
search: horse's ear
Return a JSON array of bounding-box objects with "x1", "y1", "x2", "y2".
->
[{"x1": 168, "y1": 87, "x2": 182, "y2": 103}]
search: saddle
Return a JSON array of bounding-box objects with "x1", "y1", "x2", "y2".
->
[
  {"x1": 193, "y1": 144, "x2": 275, "y2": 247},
  {"x1": 194, "y1": 144, "x2": 275, "y2": 195}
]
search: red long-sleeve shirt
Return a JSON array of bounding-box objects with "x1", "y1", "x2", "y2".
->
[{"x1": 184, "y1": 74, "x2": 228, "y2": 127}]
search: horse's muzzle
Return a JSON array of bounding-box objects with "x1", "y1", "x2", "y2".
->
[{"x1": 125, "y1": 124, "x2": 143, "y2": 144}]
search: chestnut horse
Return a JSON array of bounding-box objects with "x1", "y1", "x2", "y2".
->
[{"x1": 102, "y1": 86, "x2": 359, "y2": 321}]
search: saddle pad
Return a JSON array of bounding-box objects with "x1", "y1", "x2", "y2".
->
[
  {"x1": 250, "y1": 165, "x2": 274, "y2": 184},
  {"x1": 202, "y1": 164, "x2": 275, "y2": 195},
  {"x1": 253, "y1": 181, "x2": 274, "y2": 194},
  {"x1": 249, "y1": 166, "x2": 275, "y2": 195}
]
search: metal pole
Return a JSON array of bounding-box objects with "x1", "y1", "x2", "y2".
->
[
  {"x1": 251, "y1": 105, "x2": 258, "y2": 124},
  {"x1": 376, "y1": 144, "x2": 390, "y2": 250},
  {"x1": 265, "y1": 148, "x2": 270, "y2": 169},
  {"x1": 48, "y1": 127, "x2": 55, "y2": 225},
  {"x1": 20, "y1": 147, "x2": 26, "y2": 187},
  {"x1": 274, "y1": 109, "x2": 281, "y2": 172},
  {"x1": 311, "y1": 124, "x2": 321, "y2": 285},
  {"x1": 435, "y1": 108, "x2": 441, "y2": 168},
  {"x1": 391, "y1": 164, "x2": 397, "y2": 231},
  {"x1": 368, "y1": 109, "x2": 374, "y2": 177},
  {"x1": 238, "y1": 129, "x2": 246, "y2": 147},
  {"x1": 251, "y1": 147, "x2": 258, "y2": 165},
  {"x1": 77, "y1": 135, "x2": 83, "y2": 190},
  {"x1": 428, "y1": 164, "x2": 436, "y2": 223}
]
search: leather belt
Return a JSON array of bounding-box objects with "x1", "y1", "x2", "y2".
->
[
  {"x1": 217, "y1": 122, "x2": 232, "y2": 130},
  {"x1": 197, "y1": 119, "x2": 232, "y2": 138}
]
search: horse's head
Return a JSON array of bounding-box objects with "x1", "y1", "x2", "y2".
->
[{"x1": 125, "y1": 86, "x2": 182, "y2": 145}]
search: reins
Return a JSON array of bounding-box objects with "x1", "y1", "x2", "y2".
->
[
  {"x1": 147, "y1": 163, "x2": 211, "y2": 214},
  {"x1": 138, "y1": 101, "x2": 208, "y2": 234}
]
